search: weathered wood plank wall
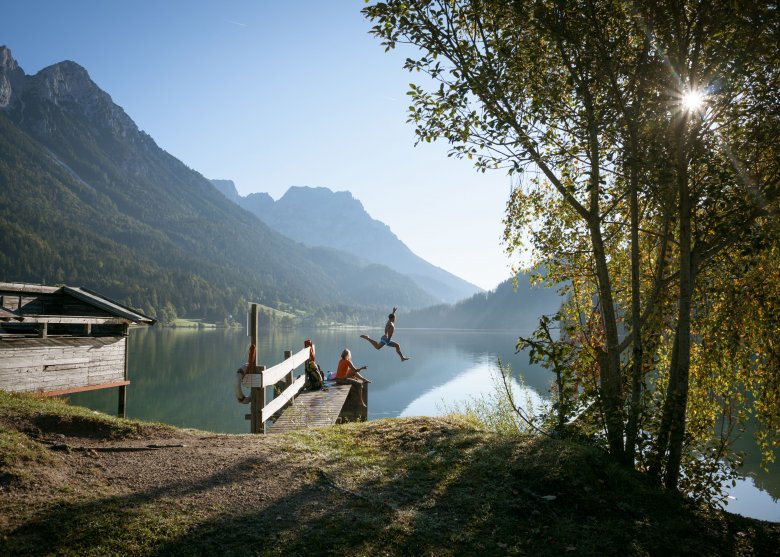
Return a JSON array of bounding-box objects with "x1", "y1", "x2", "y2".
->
[{"x1": 0, "y1": 337, "x2": 126, "y2": 393}]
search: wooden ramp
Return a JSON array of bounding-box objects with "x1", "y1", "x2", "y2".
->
[{"x1": 269, "y1": 383, "x2": 353, "y2": 434}]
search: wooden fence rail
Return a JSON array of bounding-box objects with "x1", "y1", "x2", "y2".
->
[
  {"x1": 242, "y1": 303, "x2": 311, "y2": 433},
  {"x1": 243, "y1": 347, "x2": 309, "y2": 432}
]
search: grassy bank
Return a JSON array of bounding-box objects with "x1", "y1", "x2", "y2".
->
[{"x1": 0, "y1": 391, "x2": 777, "y2": 556}]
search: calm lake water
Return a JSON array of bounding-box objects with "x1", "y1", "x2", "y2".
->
[{"x1": 68, "y1": 327, "x2": 778, "y2": 523}]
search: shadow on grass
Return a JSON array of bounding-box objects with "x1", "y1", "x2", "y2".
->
[{"x1": 3, "y1": 423, "x2": 777, "y2": 557}]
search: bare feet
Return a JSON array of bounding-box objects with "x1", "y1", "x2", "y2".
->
[
  {"x1": 401, "y1": 357, "x2": 410, "y2": 362},
  {"x1": 360, "y1": 334, "x2": 370, "y2": 340}
]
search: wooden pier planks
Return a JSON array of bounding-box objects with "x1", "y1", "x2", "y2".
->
[{"x1": 269, "y1": 383, "x2": 352, "y2": 434}]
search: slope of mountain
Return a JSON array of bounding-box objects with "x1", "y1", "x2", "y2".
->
[
  {"x1": 403, "y1": 273, "x2": 563, "y2": 331},
  {"x1": 0, "y1": 46, "x2": 436, "y2": 320},
  {"x1": 211, "y1": 180, "x2": 483, "y2": 304}
]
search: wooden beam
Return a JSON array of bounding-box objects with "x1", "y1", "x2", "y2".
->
[
  {"x1": 249, "y1": 303, "x2": 261, "y2": 434},
  {"x1": 261, "y1": 374, "x2": 306, "y2": 423},
  {"x1": 63, "y1": 286, "x2": 155, "y2": 324},
  {"x1": 18, "y1": 316, "x2": 128, "y2": 325},
  {"x1": 250, "y1": 365, "x2": 264, "y2": 434},
  {"x1": 37, "y1": 380, "x2": 130, "y2": 397},
  {"x1": 0, "y1": 283, "x2": 59, "y2": 294},
  {"x1": 0, "y1": 307, "x2": 23, "y2": 322},
  {"x1": 242, "y1": 347, "x2": 309, "y2": 388},
  {"x1": 118, "y1": 384, "x2": 127, "y2": 417}
]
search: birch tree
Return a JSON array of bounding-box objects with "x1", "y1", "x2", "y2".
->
[{"x1": 364, "y1": 0, "x2": 779, "y2": 493}]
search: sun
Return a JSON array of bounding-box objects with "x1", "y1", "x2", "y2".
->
[{"x1": 681, "y1": 90, "x2": 705, "y2": 111}]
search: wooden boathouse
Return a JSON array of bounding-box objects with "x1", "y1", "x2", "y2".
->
[{"x1": 0, "y1": 282, "x2": 155, "y2": 415}]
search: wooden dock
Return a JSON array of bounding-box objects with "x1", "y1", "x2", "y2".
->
[
  {"x1": 239, "y1": 303, "x2": 368, "y2": 434},
  {"x1": 269, "y1": 383, "x2": 352, "y2": 434}
]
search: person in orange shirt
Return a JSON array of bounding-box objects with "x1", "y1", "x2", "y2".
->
[{"x1": 335, "y1": 348, "x2": 369, "y2": 407}]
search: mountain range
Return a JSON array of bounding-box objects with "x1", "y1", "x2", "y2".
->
[
  {"x1": 0, "y1": 45, "x2": 559, "y2": 330},
  {"x1": 0, "y1": 46, "x2": 439, "y2": 322},
  {"x1": 210, "y1": 180, "x2": 482, "y2": 304},
  {"x1": 403, "y1": 272, "x2": 562, "y2": 331}
]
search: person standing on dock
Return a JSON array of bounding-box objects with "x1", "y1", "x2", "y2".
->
[
  {"x1": 335, "y1": 349, "x2": 369, "y2": 407},
  {"x1": 360, "y1": 307, "x2": 410, "y2": 361},
  {"x1": 304, "y1": 339, "x2": 325, "y2": 390}
]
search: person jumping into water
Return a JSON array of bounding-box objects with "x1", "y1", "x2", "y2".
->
[{"x1": 360, "y1": 307, "x2": 410, "y2": 361}]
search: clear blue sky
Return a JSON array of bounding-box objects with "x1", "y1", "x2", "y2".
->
[{"x1": 1, "y1": 1, "x2": 518, "y2": 291}]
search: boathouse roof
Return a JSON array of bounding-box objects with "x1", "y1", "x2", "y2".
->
[{"x1": 0, "y1": 282, "x2": 156, "y2": 326}]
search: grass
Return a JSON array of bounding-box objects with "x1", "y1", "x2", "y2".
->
[
  {"x1": 0, "y1": 393, "x2": 778, "y2": 556},
  {"x1": 0, "y1": 391, "x2": 172, "y2": 438},
  {"x1": 169, "y1": 318, "x2": 218, "y2": 328}
]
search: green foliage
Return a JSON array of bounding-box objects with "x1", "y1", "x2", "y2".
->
[
  {"x1": 364, "y1": 0, "x2": 780, "y2": 498},
  {"x1": 442, "y1": 361, "x2": 542, "y2": 435}
]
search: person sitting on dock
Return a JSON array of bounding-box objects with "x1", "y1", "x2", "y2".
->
[
  {"x1": 335, "y1": 349, "x2": 369, "y2": 407},
  {"x1": 304, "y1": 339, "x2": 325, "y2": 390},
  {"x1": 360, "y1": 307, "x2": 410, "y2": 361}
]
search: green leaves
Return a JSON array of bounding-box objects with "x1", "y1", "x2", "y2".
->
[{"x1": 364, "y1": 0, "x2": 780, "y2": 500}]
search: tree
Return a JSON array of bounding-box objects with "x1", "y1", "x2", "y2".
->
[{"x1": 364, "y1": 0, "x2": 779, "y2": 493}]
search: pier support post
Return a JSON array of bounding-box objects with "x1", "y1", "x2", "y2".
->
[
  {"x1": 117, "y1": 385, "x2": 127, "y2": 418},
  {"x1": 283, "y1": 350, "x2": 293, "y2": 392},
  {"x1": 250, "y1": 366, "x2": 266, "y2": 433},
  {"x1": 248, "y1": 303, "x2": 266, "y2": 434},
  {"x1": 340, "y1": 383, "x2": 368, "y2": 423}
]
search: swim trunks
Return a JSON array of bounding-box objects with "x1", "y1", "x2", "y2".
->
[{"x1": 379, "y1": 335, "x2": 392, "y2": 346}]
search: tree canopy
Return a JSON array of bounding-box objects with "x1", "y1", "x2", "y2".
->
[{"x1": 364, "y1": 0, "x2": 779, "y2": 496}]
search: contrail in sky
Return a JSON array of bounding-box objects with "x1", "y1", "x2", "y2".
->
[{"x1": 225, "y1": 20, "x2": 248, "y2": 27}]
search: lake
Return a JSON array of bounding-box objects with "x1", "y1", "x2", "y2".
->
[{"x1": 67, "y1": 326, "x2": 778, "y2": 522}]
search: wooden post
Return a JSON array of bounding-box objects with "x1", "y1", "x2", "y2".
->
[
  {"x1": 250, "y1": 365, "x2": 266, "y2": 433},
  {"x1": 283, "y1": 350, "x2": 293, "y2": 392},
  {"x1": 248, "y1": 303, "x2": 262, "y2": 433},
  {"x1": 118, "y1": 323, "x2": 129, "y2": 418},
  {"x1": 340, "y1": 383, "x2": 368, "y2": 423},
  {"x1": 118, "y1": 385, "x2": 127, "y2": 418}
]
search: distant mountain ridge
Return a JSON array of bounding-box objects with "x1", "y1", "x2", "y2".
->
[
  {"x1": 403, "y1": 273, "x2": 563, "y2": 331},
  {"x1": 211, "y1": 180, "x2": 483, "y2": 304},
  {"x1": 0, "y1": 46, "x2": 437, "y2": 321}
]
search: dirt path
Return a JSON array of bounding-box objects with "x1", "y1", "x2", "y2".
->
[{"x1": 2, "y1": 400, "x2": 779, "y2": 557}]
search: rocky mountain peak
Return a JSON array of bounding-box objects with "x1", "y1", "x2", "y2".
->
[
  {"x1": 0, "y1": 46, "x2": 26, "y2": 109},
  {"x1": 29, "y1": 60, "x2": 138, "y2": 137},
  {"x1": 211, "y1": 179, "x2": 242, "y2": 204},
  {"x1": 34, "y1": 60, "x2": 105, "y2": 106},
  {"x1": 0, "y1": 46, "x2": 20, "y2": 72}
]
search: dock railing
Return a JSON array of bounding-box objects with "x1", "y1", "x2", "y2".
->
[
  {"x1": 243, "y1": 346, "x2": 308, "y2": 433},
  {"x1": 239, "y1": 302, "x2": 368, "y2": 433}
]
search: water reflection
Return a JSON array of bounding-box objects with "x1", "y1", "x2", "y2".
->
[{"x1": 67, "y1": 327, "x2": 778, "y2": 522}]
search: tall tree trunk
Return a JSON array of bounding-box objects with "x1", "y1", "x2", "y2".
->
[
  {"x1": 590, "y1": 223, "x2": 625, "y2": 459},
  {"x1": 664, "y1": 109, "x2": 695, "y2": 490},
  {"x1": 585, "y1": 105, "x2": 625, "y2": 459},
  {"x1": 624, "y1": 168, "x2": 644, "y2": 464},
  {"x1": 648, "y1": 319, "x2": 681, "y2": 478},
  {"x1": 650, "y1": 113, "x2": 695, "y2": 490}
]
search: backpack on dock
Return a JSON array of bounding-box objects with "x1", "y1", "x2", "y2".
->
[{"x1": 305, "y1": 360, "x2": 324, "y2": 390}]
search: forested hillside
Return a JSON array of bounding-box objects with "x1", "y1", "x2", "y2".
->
[
  {"x1": 403, "y1": 273, "x2": 562, "y2": 331},
  {"x1": 0, "y1": 48, "x2": 436, "y2": 322}
]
